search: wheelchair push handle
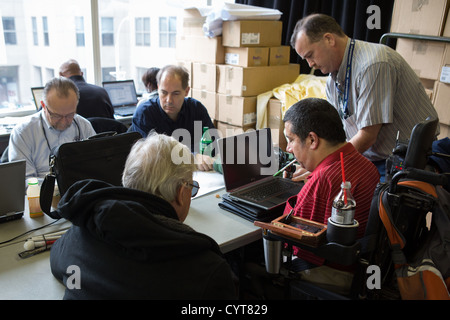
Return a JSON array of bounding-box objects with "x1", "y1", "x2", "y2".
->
[{"x1": 390, "y1": 168, "x2": 448, "y2": 193}]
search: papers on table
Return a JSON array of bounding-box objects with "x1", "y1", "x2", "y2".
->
[{"x1": 193, "y1": 170, "x2": 225, "y2": 198}]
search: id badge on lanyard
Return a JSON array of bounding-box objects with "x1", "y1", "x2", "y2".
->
[{"x1": 336, "y1": 39, "x2": 355, "y2": 120}]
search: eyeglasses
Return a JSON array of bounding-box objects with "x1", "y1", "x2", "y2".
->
[
  {"x1": 185, "y1": 180, "x2": 200, "y2": 197},
  {"x1": 45, "y1": 106, "x2": 76, "y2": 121}
]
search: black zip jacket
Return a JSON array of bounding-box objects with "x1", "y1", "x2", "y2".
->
[{"x1": 50, "y1": 179, "x2": 237, "y2": 300}]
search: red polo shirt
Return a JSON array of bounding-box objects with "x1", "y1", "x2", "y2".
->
[{"x1": 283, "y1": 142, "x2": 380, "y2": 266}]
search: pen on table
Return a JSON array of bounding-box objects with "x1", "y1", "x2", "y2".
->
[
  {"x1": 273, "y1": 159, "x2": 297, "y2": 177},
  {"x1": 18, "y1": 229, "x2": 68, "y2": 259},
  {"x1": 18, "y1": 245, "x2": 53, "y2": 259}
]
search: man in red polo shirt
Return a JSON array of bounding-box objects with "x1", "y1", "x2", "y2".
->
[{"x1": 282, "y1": 98, "x2": 379, "y2": 294}]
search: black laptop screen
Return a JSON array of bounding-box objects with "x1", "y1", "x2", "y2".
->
[
  {"x1": 102, "y1": 80, "x2": 138, "y2": 107},
  {"x1": 218, "y1": 128, "x2": 278, "y2": 191}
]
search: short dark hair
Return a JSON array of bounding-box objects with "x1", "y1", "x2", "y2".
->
[
  {"x1": 283, "y1": 98, "x2": 346, "y2": 145},
  {"x1": 142, "y1": 67, "x2": 160, "y2": 92},
  {"x1": 290, "y1": 13, "x2": 346, "y2": 48}
]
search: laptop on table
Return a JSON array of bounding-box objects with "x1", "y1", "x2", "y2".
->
[
  {"x1": 102, "y1": 80, "x2": 138, "y2": 116},
  {"x1": 217, "y1": 128, "x2": 303, "y2": 215},
  {"x1": 0, "y1": 160, "x2": 26, "y2": 223}
]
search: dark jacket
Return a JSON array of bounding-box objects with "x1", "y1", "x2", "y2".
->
[
  {"x1": 70, "y1": 75, "x2": 114, "y2": 119},
  {"x1": 50, "y1": 179, "x2": 237, "y2": 300}
]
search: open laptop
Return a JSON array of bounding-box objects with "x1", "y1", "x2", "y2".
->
[
  {"x1": 0, "y1": 160, "x2": 26, "y2": 223},
  {"x1": 31, "y1": 86, "x2": 45, "y2": 111},
  {"x1": 102, "y1": 80, "x2": 138, "y2": 116},
  {"x1": 217, "y1": 128, "x2": 303, "y2": 211}
]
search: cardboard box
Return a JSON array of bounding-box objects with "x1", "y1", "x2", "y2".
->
[
  {"x1": 396, "y1": 39, "x2": 447, "y2": 80},
  {"x1": 444, "y1": 7, "x2": 450, "y2": 36},
  {"x1": 224, "y1": 47, "x2": 269, "y2": 67},
  {"x1": 181, "y1": 7, "x2": 206, "y2": 36},
  {"x1": 176, "y1": 35, "x2": 224, "y2": 64},
  {"x1": 269, "y1": 46, "x2": 290, "y2": 66},
  {"x1": 222, "y1": 20, "x2": 282, "y2": 47},
  {"x1": 192, "y1": 63, "x2": 217, "y2": 92},
  {"x1": 420, "y1": 78, "x2": 436, "y2": 100},
  {"x1": 216, "y1": 121, "x2": 255, "y2": 138},
  {"x1": 432, "y1": 81, "x2": 450, "y2": 125},
  {"x1": 217, "y1": 94, "x2": 256, "y2": 126},
  {"x1": 176, "y1": 60, "x2": 193, "y2": 89},
  {"x1": 191, "y1": 89, "x2": 218, "y2": 120},
  {"x1": 390, "y1": 0, "x2": 450, "y2": 36},
  {"x1": 268, "y1": 98, "x2": 287, "y2": 151},
  {"x1": 217, "y1": 64, "x2": 300, "y2": 97},
  {"x1": 440, "y1": 43, "x2": 450, "y2": 81}
]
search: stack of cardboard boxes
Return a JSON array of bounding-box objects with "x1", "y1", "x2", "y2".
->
[
  {"x1": 391, "y1": 0, "x2": 450, "y2": 139},
  {"x1": 176, "y1": 9, "x2": 300, "y2": 140}
]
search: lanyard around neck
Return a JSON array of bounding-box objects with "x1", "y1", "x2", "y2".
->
[
  {"x1": 336, "y1": 38, "x2": 355, "y2": 120},
  {"x1": 40, "y1": 113, "x2": 81, "y2": 154}
]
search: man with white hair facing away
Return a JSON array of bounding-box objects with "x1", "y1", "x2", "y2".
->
[{"x1": 50, "y1": 133, "x2": 237, "y2": 299}]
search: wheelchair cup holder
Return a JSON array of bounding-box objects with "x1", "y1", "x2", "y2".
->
[
  {"x1": 262, "y1": 233, "x2": 283, "y2": 274},
  {"x1": 326, "y1": 218, "x2": 359, "y2": 246},
  {"x1": 261, "y1": 228, "x2": 362, "y2": 274}
]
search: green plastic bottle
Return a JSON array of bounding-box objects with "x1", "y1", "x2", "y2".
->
[{"x1": 200, "y1": 126, "x2": 212, "y2": 156}]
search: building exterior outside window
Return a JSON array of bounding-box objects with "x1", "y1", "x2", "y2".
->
[{"x1": 0, "y1": 0, "x2": 232, "y2": 115}]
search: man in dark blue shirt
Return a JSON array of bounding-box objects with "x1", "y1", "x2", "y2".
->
[
  {"x1": 59, "y1": 59, "x2": 114, "y2": 119},
  {"x1": 129, "y1": 65, "x2": 216, "y2": 171}
]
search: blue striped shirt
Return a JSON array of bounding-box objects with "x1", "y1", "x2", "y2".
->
[
  {"x1": 327, "y1": 38, "x2": 439, "y2": 161},
  {"x1": 9, "y1": 110, "x2": 96, "y2": 178}
]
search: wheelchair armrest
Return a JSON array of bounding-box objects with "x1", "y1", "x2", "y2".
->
[
  {"x1": 264, "y1": 229, "x2": 361, "y2": 266},
  {"x1": 311, "y1": 241, "x2": 361, "y2": 266}
]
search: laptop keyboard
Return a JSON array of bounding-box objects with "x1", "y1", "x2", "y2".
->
[
  {"x1": 239, "y1": 179, "x2": 295, "y2": 202},
  {"x1": 115, "y1": 106, "x2": 136, "y2": 116}
]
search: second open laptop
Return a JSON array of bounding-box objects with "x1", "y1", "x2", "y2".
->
[
  {"x1": 0, "y1": 160, "x2": 26, "y2": 223},
  {"x1": 217, "y1": 128, "x2": 303, "y2": 211},
  {"x1": 102, "y1": 80, "x2": 138, "y2": 116},
  {"x1": 31, "y1": 86, "x2": 45, "y2": 110}
]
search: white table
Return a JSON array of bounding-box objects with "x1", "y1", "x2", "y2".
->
[{"x1": 0, "y1": 172, "x2": 261, "y2": 299}]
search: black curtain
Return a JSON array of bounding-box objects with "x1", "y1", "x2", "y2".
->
[{"x1": 235, "y1": 0, "x2": 395, "y2": 75}]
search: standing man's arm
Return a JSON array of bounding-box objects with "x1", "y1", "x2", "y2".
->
[{"x1": 349, "y1": 124, "x2": 382, "y2": 153}]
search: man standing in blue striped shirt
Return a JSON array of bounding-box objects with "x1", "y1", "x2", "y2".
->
[{"x1": 290, "y1": 13, "x2": 439, "y2": 181}]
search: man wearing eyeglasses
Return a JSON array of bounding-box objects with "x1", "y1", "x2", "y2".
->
[
  {"x1": 50, "y1": 133, "x2": 237, "y2": 300},
  {"x1": 129, "y1": 64, "x2": 217, "y2": 172},
  {"x1": 8, "y1": 77, "x2": 96, "y2": 178},
  {"x1": 289, "y1": 14, "x2": 439, "y2": 181}
]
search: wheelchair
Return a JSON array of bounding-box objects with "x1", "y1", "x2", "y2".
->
[{"x1": 256, "y1": 118, "x2": 450, "y2": 300}]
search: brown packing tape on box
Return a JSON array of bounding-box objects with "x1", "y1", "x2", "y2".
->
[
  {"x1": 390, "y1": 0, "x2": 450, "y2": 36},
  {"x1": 216, "y1": 64, "x2": 300, "y2": 97},
  {"x1": 217, "y1": 94, "x2": 256, "y2": 127},
  {"x1": 191, "y1": 89, "x2": 217, "y2": 120},
  {"x1": 222, "y1": 20, "x2": 283, "y2": 47}
]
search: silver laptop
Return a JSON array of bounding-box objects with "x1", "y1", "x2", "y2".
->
[
  {"x1": 31, "y1": 86, "x2": 45, "y2": 111},
  {"x1": 217, "y1": 128, "x2": 303, "y2": 211},
  {"x1": 0, "y1": 160, "x2": 26, "y2": 223},
  {"x1": 102, "y1": 80, "x2": 138, "y2": 116}
]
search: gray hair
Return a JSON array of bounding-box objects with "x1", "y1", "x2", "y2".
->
[
  {"x1": 290, "y1": 13, "x2": 346, "y2": 48},
  {"x1": 122, "y1": 132, "x2": 196, "y2": 203},
  {"x1": 43, "y1": 77, "x2": 80, "y2": 105}
]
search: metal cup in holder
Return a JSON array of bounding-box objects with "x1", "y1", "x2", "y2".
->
[{"x1": 263, "y1": 233, "x2": 282, "y2": 274}]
